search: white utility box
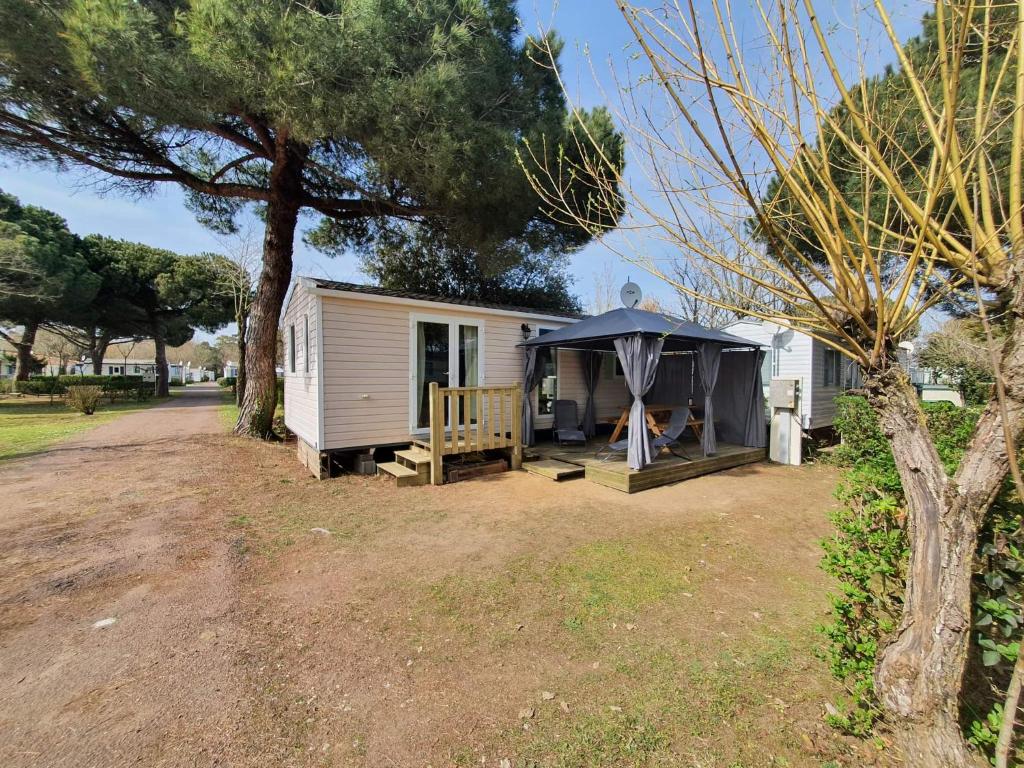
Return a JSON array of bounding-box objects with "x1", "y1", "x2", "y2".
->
[
  {"x1": 769, "y1": 378, "x2": 802, "y2": 466},
  {"x1": 769, "y1": 378, "x2": 798, "y2": 409}
]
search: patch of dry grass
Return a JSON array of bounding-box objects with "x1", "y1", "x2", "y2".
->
[{"x1": 210, "y1": 437, "x2": 853, "y2": 767}]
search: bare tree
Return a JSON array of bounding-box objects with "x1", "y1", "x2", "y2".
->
[
  {"x1": 36, "y1": 329, "x2": 80, "y2": 375},
  {"x1": 211, "y1": 229, "x2": 259, "y2": 406},
  {"x1": 520, "y1": 2, "x2": 1024, "y2": 763},
  {"x1": 589, "y1": 259, "x2": 619, "y2": 314}
]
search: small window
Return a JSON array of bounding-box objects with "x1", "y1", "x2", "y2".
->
[
  {"x1": 760, "y1": 349, "x2": 773, "y2": 383},
  {"x1": 288, "y1": 325, "x2": 296, "y2": 373},
  {"x1": 823, "y1": 348, "x2": 842, "y2": 387},
  {"x1": 304, "y1": 315, "x2": 310, "y2": 373}
]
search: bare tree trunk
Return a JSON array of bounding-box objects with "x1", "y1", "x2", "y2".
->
[
  {"x1": 235, "y1": 136, "x2": 306, "y2": 438},
  {"x1": 14, "y1": 319, "x2": 38, "y2": 381},
  {"x1": 869, "y1": 278, "x2": 1024, "y2": 767},
  {"x1": 863, "y1": 366, "x2": 982, "y2": 767},
  {"x1": 154, "y1": 334, "x2": 169, "y2": 398},
  {"x1": 236, "y1": 312, "x2": 247, "y2": 408}
]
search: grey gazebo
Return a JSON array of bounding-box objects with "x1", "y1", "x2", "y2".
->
[{"x1": 519, "y1": 307, "x2": 766, "y2": 471}]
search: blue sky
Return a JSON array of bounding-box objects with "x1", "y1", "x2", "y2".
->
[{"x1": 0, "y1": 0, "x2": 926, "y2": 320}]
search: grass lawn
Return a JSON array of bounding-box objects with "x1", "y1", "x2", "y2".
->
[
  {"x1": 219, "y1": 389, "x2": 239, "y2": 431},
  {"x1": 0, "y1": 395, "x2": 165, "y2": 462}
]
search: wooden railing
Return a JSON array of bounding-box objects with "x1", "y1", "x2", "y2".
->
[{"x1": 427, "y1": 382, "x2": 522, "y2": 485}]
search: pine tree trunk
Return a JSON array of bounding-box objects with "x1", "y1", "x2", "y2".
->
[
  {"x1": 90, "y1": 332, "x2": 109, "y2": 375},
  {"x1": 235, "y1": 136, "x2": 306, "y2": 438},
  {"x1": 14, "y1": 320, "x2": 38, "y2": 381},
  {"x1": 154, "y1": 334, "x2": 169, "y2": 398}
]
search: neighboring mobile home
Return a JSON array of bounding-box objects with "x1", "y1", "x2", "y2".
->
[{"x1": 723, "y1": 318, "x2": 861, "y2": 432}]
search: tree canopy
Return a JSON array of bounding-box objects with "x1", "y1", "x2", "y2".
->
[
  {"x1": 359, "y1": 226, "x2": 582, "y2": 313},
  {"x1": 0, "y1": 190, "x2": 97, "y2": 330},
  {"x1": 81, "y1": 237, "x2": 234, "y2": 391},
  {"x1": 0, "y1": 189, "x2": 99, "y2": 378},
  {"x1": 757, "y1": 4, "x2": 1018, "y2": 314},
  {"x1": 0, "y1": 0, "x2": 623, "y2": 434}
]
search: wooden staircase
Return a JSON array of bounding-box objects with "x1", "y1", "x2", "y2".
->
[{"x1": 376, "y1": 446, "x2": 431, "y2": 487}]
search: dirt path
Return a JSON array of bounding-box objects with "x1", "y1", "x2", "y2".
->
[{"x1": 0, "y1": 385, "x2": 242, "y2": 768}]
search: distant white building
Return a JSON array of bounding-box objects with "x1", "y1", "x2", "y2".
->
[
  {"x1": 67, "y1": 358, "x2": 192, "y2": 384},
  {"x1": 223, "y1": 361, "x2": 239, "y2": 379},
  {"x1": 723, "y1": 318, "x2": 862, "y2": 431}
]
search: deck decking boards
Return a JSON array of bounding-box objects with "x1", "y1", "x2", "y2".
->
[{"x1": 529, "y1": 440, "x2": 765, "y2": 493}]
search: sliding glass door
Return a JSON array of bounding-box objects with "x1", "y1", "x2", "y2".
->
[
  {"x1": 415, "y1": 321, "x2": 450, "y2": 429},
  {"x1": 413, "y1": 318, "x2": 483, "y2": 430}
]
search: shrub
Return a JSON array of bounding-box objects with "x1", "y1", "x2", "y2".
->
[
  {"x1": 822, "y1": 395, "x2": 1023, "y2": 764},
  {"x1": 218, "y1": 376, "x2": 237, "y2": 389},
  {"x1": 66, "y1": 385, "x2": 103, "y2": 415},
  {"x1": 18, "y1": 375, "x2": 154, "y2": 400}
]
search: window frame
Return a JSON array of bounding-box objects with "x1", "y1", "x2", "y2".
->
[
  {"x1": 288, "y1": 324, "x2": 296, "y2": 373},
  {"x1": 823, "y1": 347, "x2": 842, "y2": 387},
  {"x1": 536, "y1": 328, "x2": 559, "y2": 416}
]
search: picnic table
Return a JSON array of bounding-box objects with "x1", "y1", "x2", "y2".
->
[{"x1": 606, "y1": 403, "x2": 704, "y2": 444}]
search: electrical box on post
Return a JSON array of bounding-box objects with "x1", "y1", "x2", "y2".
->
[
  {"x1": 769, "y1": 378, "x2": 799, "y2": 409},
  {"x1": 768, "y1": 378, "x2": 802, "y2": 466}
]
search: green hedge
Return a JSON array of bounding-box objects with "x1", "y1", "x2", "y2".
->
[
  {"x1": 16, "y1": 375, "x2": 155, "y2": 399},
  {"x1": 218, "y1": 376, "x2": 237, "y2": 388}
]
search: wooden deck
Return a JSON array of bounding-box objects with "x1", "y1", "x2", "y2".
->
[{"x1": 527, "y1": 439, "x2": 766, "y2": 493}]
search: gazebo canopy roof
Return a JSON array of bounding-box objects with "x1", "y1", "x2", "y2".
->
[{"x1": 520, "y1": 307, "x2": 760, "y2": 352}]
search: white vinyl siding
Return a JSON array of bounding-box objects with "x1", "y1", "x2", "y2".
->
[
  {"x1": 556, "y1": 350, "x2": 629, "y2": 423},
  {"x1": 724, "y1": 319, "x2": 816, "y2": 428},
  {"x1": 318, "y1": 293, "x2": 574, "y2": 450},
  {"x1": 282, "y1": 283, "x2": 319, "y2": 448},
  {"x1": 811, "y1": 340, "x2": 862, "y2": 428}
]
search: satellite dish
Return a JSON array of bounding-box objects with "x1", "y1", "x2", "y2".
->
[
  {"x1": 620, "y1": 281, "x2": 642, "y2": 308},
  {"x1": 772, "y1": 328, "x2": 795, "y2": 349}
]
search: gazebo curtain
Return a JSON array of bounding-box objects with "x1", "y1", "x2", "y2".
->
[
  {"x1": 697, "y1": 343, "x2": 722, "y2": 455},
  {"x1": 709, "y1": 349, "x2": 766, "y2": 448},
  {"x1": 521, "y1": 346, "x2": 545, "y2": 446},
  {"x1": 581, "y1": 351, "x2": 602, "y2": 437},
  {"x1": 614, "y1": 334, "x2": 664, "y2": 470},
  {"x1": 744, "y1": 349, "x2": 767, "y2": 448}
]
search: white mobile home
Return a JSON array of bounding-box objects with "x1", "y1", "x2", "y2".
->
[
  {"x1": 723, "y1": 318, "x2": 861, "y2": 431},
  {"x1": 281, "y1": 278, "x2": 600, "y2": 476},
  {"x1": 283, "y1": 278, "x2": 768, "y2": 486}
]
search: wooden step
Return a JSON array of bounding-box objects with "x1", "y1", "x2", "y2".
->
[
  {"x1": 523, "y1": 459, "x2": 585, "y2": 481},
  {"x1": 395, "y1": 448, "x2": 431, "y2": 468},
  {"x1": 377, "y1": 461, "x2": 427, "y2": 488}
]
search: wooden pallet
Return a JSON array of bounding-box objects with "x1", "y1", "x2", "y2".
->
[
  {"x1": 523, "y1": 459, "x2": 586, "y2": 481},
  {"x1": 583, "y1": 447, "x2": 766, "y2": 493}
]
